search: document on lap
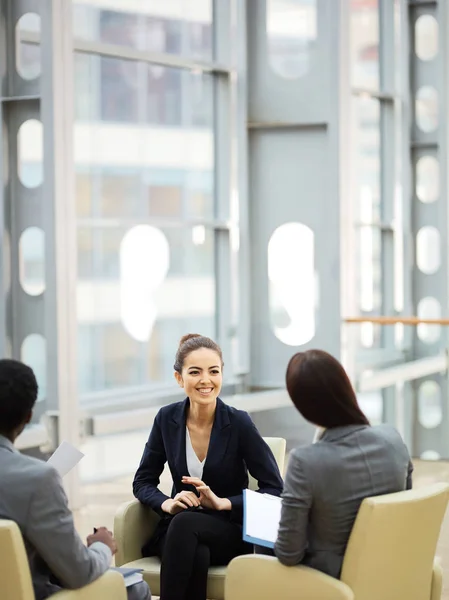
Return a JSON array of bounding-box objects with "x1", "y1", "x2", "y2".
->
[
  {"x1": 110, "y1": 567, "x2": 144, "y2": 588},
  {"x1": 47, "y1": 441, "x2": 85, "y2": 478},
  {"x1": 243, "y1": 489, "x2": 282, "y2": 549}
]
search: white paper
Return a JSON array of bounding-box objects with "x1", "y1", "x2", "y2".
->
[
  {"x1": 47, "y1": 441, "x2": 85, "y2": 477},
  {"x1": 244, "y1": 489, "x2": 282, "y2": 545}
]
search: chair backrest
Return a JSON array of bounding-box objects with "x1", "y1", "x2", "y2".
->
[
  {"x1": 341, "y1": 483, "x2": 449, "y2": 600},
  {"x1": 0, "y1": 520, "x2": 34, "y2": 600},
  {"x1": 248, "y1": 437, "x2": 286, "y2": 491}
]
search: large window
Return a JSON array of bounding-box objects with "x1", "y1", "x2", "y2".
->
[
  {"x1": 73, "y1": 1, "x2": 222, "y2": 398},
  {"x1": 73, "y1": 1, "x2": 213, "y2": 61}
]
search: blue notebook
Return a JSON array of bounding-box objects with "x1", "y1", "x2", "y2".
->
[{"x1": 243, "y1": 489, "x2": 282, "y2": 549}]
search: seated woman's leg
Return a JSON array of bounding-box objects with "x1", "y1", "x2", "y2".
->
[
  {"x1": 159, "y1": 511, "x2": 246, "y2": 600},
  {"x1": 186, "y1": 544, "x2": 209, "y2": 600}
]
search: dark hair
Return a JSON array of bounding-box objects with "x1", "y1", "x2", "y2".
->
[
  {"x1": 286, "y1": 349, "x2": 369, "y2": 428},
  {"x1": 0, "y1": 359, "x2": 38, "y2": 435},
  {"x1": 174, "y1": 334, "x2": 223, "y2": 374}
]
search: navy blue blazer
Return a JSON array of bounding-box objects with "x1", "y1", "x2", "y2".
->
[{"x1": 133, "y1": 398, "x2": 283, "y2": 523}]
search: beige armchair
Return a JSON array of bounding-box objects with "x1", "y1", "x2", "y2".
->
[
  {"x1": 225, "y1": 482, "x2": 449, "y2": 600},
  {"x1": 114, "y1": 437, "x2": 286, "y2": 600},
  {"x1": 0, "y1": 520, "x2": 126, "y2": 600}
]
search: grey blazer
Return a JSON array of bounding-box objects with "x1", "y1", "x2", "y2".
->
[
  {"x1": 0, "y1": 435, "x2": 111, "y2": 600},
  {"x1": 274, "y1": 424, "x2": 413, "y2": 578}
]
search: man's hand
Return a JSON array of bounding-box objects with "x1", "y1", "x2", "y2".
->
[
  {"x1": 182, "y1": 476, "x2": 232, "y2": 511},
  {"x1": 86, "y1": 527, "x2": 117, "y2": 555}
]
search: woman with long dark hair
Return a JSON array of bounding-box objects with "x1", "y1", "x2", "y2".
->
[{"x1": 274, "y1": 349, "x2": 412, "y2": 578}]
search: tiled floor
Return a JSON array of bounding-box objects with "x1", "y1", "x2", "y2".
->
[{"x1": 74, "y1": 460, "x2": 449, "y2": 599}]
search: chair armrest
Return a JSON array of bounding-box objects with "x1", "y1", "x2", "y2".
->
[
  {"x1": 50, "y1": 570, "x2": 127, "y2": 600},
  {"x1": 225, "y1": 555, "x2": 354, "y2": 600},
  {"x1": 431, "y1": 557, "x2": 443, "y2": 600},
  {"x1": 114, "y1": 499, "x2": 160, "y2": 566}
]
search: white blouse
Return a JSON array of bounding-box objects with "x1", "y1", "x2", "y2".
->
[{"x1": 186, "y1": 427, "x2": 205, "y2": 479}]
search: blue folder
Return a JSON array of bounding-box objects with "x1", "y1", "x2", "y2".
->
[{"x1": 242, "y1": 489, "x2": 275, "y2": 549}]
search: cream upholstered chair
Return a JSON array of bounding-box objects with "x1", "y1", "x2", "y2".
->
[
  {"x1": 114, "y1": 437, "x2": 286, "y2": 600},
  {"x1": 0, "y1": 520, "x2": 126, "y2": 600},
  {"x1": 225, "y1": 482, "x2": 449, "y2": 600}
]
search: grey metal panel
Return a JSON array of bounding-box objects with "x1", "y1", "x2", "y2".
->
[
  {"x1": 409, "y1": 0, "x2": 449, "y2": 457},
  {"x1": 249, "y1": 126, "x2": 340, "y2": 385},
  {"x1": 247, "y1": 0, "x2": 331, "y2": 124},
  {"x1": 0, "y1": 1, "x2": 46, "y2": 422},
  {"x1": 4, "y1": 0, "x2": 41, "y2": 99},
  {"x1": 247, "y1": 0, "x2": 345, "y2": 388}
]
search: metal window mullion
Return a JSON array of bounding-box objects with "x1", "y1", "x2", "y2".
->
[
  {"x1": 19, "y1": 30, "x2": 233, "y2": 75},
  {"x1": 212, "y1": 0, "x2": 233, "y2": 366},
  {"x1": 380, "y1": 102, "x2": 396, "y2": 349},
  {"x1": 40, "y1": 0, "x2": 81, "y2": 507},
  {"x1": 227, "y1": 0, "x2": 250, "y2": 382},
  {"x1": 380, "y1": 99, "x2": 397, "y2": 425},
  {"x1": 379, "y1": 0, "x2": 396, "y2": 95},
  {"x1": 397, "y1": 0, "x2": 415, "y2": 452}
]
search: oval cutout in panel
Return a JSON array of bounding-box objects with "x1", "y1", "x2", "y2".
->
[
  {"x1": 19, "y1": 227, "x2": 45, "y2": 296},
  {"x1": 18, "y1": 119, "x2": 43, "y2": 188},
  {"x1": 416, "y1": 86, "x2": 438, "y2": 133},
  {"x1": 417, "y1": 296, "x2": 441, "y2": 344},
  {"x1": 16, "y1": 13, "x2": 41, "y2": 80},
  {"x1": 416, "y1": 156, "x2": 439, "y2": 203},
  {"x1": 415, "y1": 15, "x2": 438, "y2": 61},
  {"x1": 21, "y1": 334, "x2": 46, "y2": 401},
  {"x1": 420, "y1": 450, "x2": 441, "y2": 460},
  {"x1": 266, "y1": 0, "x2": 317, "y2": 79},
  {"x1": 418, "y1": 380, "x2": 442, "y2": 429},
  {"x1": 416, "y1": 226, "x2": 440, "y2": 274},
  {"x1": 268, "y1": 222, "x2": 315, "y2": 346},
  {"x1": 120, "y1": 225, "x2": 170, "y2": 342}
]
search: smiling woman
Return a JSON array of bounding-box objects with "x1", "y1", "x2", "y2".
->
[{"x1": 132, "y1": 333, "x2": 284, "y2": 600}]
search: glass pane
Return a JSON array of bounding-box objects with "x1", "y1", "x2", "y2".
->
[
  {"x1": 416, "y1": 226, "x2": 440, "y2": 274},
  {"x1": 74, "y1": 54, "x2": 214, "y2": 220},
  {"x1": 416, "y1": 156, "x2": 439, "y2": 203},
  {"x1": 358, "y1": 391, "x2": 382, "y2": 425},
  {"x1": 415, "y1": 15, "x2": 438, "y2": 61},
  {"x1": 352, "y1": 97, "x2": 381, "y2": 347},
  {"x1": 72, "y1": 1, "x2": 213, "y2": 61},
  {"x1": 266, "y1": 0, "x2": 317, "y2": 79},
  {"x1": 16, "y1": 13, "x2": 41, "y2": 80},
  {"x1": 418, "y1": 380, "x2": 442, "y2": 429},
  {"x1": 417, "y1": 297, "x2": 441, "y2": 344},
  {"x1": 18, "y1": 119, "x2": 43, "y2": 188},
  {"x1": 416, "y1": 86, "x2": 438, "y2": 133},
  {"x1": 351, "y1": 0, "x2": 379, "y2": 89},
  {"x1": 21, "y1": 334, "x2": 46, "y2": 401},
  {"x1": 19, "y1": 227, "x2": 45, "y2": 296},
  {"x1": 268, "y1": 223, "x2": 315, "y2": 346},
  {"x1": 77, "y1": 226, "x2": 215, "y2": 394}
]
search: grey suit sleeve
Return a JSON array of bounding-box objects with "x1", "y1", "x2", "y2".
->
[
  {"x1": 24, "y1": 466, "x2": 111, "y2": 589},
  {"x1": 274, "y1": 450, "x2": 312, "y2": 567}
]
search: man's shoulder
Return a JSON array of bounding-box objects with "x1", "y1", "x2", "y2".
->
[{"x1": 1, "y1": 447, "x2": 59, "y2": 487}]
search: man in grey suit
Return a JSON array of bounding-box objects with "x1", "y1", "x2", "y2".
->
[{"x1": 0, "y1": 359, "x2": 151, "y2": 600}]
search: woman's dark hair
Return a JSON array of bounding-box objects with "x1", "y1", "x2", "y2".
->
[
  {"x1": 174, "y1": 334, "x2": 223, "y2": 374},
  {"x1": 286, "y1": 349, "x2": 369, "y2": 428},
  {"x1": 0, "y1": 359, "x2": 38, "y2": 435}
]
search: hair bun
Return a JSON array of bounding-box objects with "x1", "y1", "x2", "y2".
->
[{"x1": 179, "y1": 333, "x2": 202, "y2": 348}]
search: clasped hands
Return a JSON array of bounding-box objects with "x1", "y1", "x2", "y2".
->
[{"x1": 161, "y1": 476, "x2": 232, "y2": 515}]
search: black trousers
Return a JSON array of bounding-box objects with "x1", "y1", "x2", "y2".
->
[{"x1": 158, "y1": 510, "x2": 248, "y2": 600}]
